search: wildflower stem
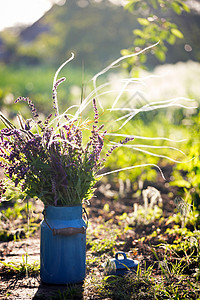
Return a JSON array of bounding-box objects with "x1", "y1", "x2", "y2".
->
[{"x1": 98, "y1": 163, "x2": 166, "y2": 180}]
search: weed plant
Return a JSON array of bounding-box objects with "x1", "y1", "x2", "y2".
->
[{"x1": 0, "y1": 257, "x2": 39, "y2": 276}]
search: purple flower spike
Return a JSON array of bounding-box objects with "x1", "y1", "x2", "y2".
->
[{"x1": 92, "y1": 98, "x2": 99, "y2": 123}]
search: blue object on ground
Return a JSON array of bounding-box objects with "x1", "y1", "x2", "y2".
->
[{"x1": 103, "y1": 251, "x2": 139, "y2": 276}]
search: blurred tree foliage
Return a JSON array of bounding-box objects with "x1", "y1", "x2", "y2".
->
[
  {"x1": 0, "y1": 0, "x2": 136, "y2": 71},
  {"x1": 122, "y1": 0, "x2": 192, "y2": 72},
  {"x1": 0, "y1": 0, "x2": 199, "y2": 71}
]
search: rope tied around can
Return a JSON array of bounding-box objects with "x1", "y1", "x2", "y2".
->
[{"x1": 42, "y1": 207, "x2": 88, "y2": 236}]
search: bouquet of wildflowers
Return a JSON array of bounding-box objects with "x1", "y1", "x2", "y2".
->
[
  {"x1": 0, "y1": 60, "x2": 133, "y2": 206},
  {"x1": 0, "y1": 49, "x2": 193, "y2": 206}
]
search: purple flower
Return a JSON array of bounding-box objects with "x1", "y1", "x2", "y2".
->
[
  {"x1": 92, "y1": 98, "x2": 99, "y2": 123},
  {"x1": 15, "y1": 97, "x2": 44, "y2": 128},
  {"x1": 0, "y1": 179, "x2": 6, "y2": 202},
  {"x1": 0, "y1": 88, "x2": 134, "y2": 206}
]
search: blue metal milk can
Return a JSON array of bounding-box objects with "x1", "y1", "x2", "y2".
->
[{"x1": 40, "y1": 205, "x2": 86, "y2": 284}]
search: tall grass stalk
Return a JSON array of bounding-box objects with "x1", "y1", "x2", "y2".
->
[{"x1": 56, "y1": 45, "x2": 197, "y2": 179}]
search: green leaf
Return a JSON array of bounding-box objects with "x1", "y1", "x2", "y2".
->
[
  {"x1": 167, "y1": 34, "x2": 176, "y2": 45},
  {"x1": 150, "y1": 0, "x2": 158, "y2": 9},
  {"x1": 133, "y1": 29, "x2": 145, "y2": 38},
  {"x1": 137, "y1": 18, "x2": 150, "y2": 26},
  {"x1": 140, "y1": 53, "x2": 147, "y2": 63},
  {"x1": 124, "y1": 0, "x2": 141, "y2": 11},
  {"x1": 176, "y1": 0, "x2": 190, "y2": 13},
  {"x1": 171, "y1": 28, "x2": 184, "y2": 39},
  {"x1": 120, "y1": 49, "x2": 131, "y2": 56},
  {"x1": 155, "y1": 50, "x2": 166, "y2": 61},
  {"x1": 134, "y1": 38, "x2": 146, "y2": 46},
  {"x1": 171, "y1": 2, "x2": 182, "y2": 14},
  {"x1": 171, "y1": 179, "x2": 191, "y2": 188}
]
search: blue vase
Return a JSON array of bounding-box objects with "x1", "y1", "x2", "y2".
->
[{"x1": 40, "y1": 205, "x2": 86, "y2": 284}]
